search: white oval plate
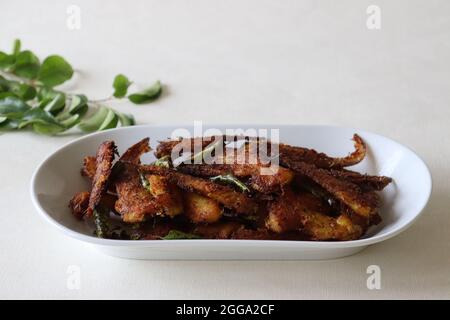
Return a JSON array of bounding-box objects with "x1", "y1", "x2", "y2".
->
[{"x1": 30, "y1": 125, "x2": 432, "y2": 260}]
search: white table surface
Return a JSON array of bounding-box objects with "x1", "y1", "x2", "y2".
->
[{"x1": 1, "y1": 0, "x2": 449, "y2": 299}]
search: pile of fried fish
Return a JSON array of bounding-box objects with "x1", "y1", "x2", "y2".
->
[{"x1": 69, "y1": 135, "x2": 392, "y2": 241}]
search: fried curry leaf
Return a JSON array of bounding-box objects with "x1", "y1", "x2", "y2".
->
[
  {"x1": 128, "y1": 80, "x2": 162, "y2": 104},
  {"x1": 93, "y1": 210, "x2": 110, "y2": 238},
  {"x1": 210, "y1": 174, "x2": 250, "y2": 193},
  {"x1": 152, "y1": 155, "x2": 172, "y2": 168},
  {"x1": 139, "y1": 172, "x2": 151, "y2": 192},
  {"x1": 161, "y1": 230, "x2": 201, "y2": 240},
  {"x1": 190, "y1": 139, "x2": 223, "y2": 164}
]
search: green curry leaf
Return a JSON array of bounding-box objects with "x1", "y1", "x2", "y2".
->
[
  {"x1": 113, "y1": 74, "x2": 131, "y2": 98},
  {"x1": 14, "y1": 50, "x2": 40, "y2": 79},
  {"x1": 128, "y1": 80, "x2": 162, "y2": 104},
  {"x1": 38, "y1": 55, "x2": 73, "y2": 87}
]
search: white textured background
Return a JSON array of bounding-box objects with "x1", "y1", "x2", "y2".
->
[{"x1": 1, "y1": 0, "x2": 449, "y2": 299}]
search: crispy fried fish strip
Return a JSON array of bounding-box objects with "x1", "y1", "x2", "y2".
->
[
  {"x1": 247, "y1": 168, "x2": 294, "y2": 193},
  {"x1": 329, "y1": 169, "x2": 392, "y2": 191},
  {"x1": 81, "y1": 138, "x2": 151, "y2": 180},
  {"x1": 69, "y1": 191, "x2": 90, "y2": 219},
  {"x1": 70, "y1": 191, "x2": 117, "y2": 220},
  {"x1": 155, "y1": 136, "x2": 222, "y2": 159},
  {"x1": 279, "y1": 134, "x2": 366, "y2": 169},
  {"x1": 171, "y1": 173, "x2": 258, "y2": 214},
  {"x1": 140, "y1": 165, "x2": 259, "y2": 214},
  {"x1": 265, "y1": 190, "x2": 364, "y2": 240},
  {"x1": 114, "y1": 163, "x2": 161, "y2": 223},
  {"x1": 81, "y1": 156, "x2": 96, "y2": 179},
  {"x1": 281, "y1": 159, "x2": 379, "y2": 218},
  {"x1": 178, "y1": 163, "x2": 294, "y2": 193},
  {"x1": 156, "y1": 134, "x2": 365, "y2": 169},
  {"x1": 116, "y1": 138, "x2": 183, "y2": 219},
  {"x1": 183, "y1": 191, "x2": 223, "y2": 223},
  {"x1": 120, "y1": 137, "x2": 151, "y2": 164},
  {"x1": 147, "y1": 174, "x2": 183, "y2": 218},
  {"x1": 114, "y1": 163, "x2": 183, "y2": 222},
  {"x1": 86, "y1": 141, "x2": 117, "y2": 217}
]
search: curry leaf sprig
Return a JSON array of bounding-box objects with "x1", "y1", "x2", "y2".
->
[{"x1": 0, "y1": 39, "x2": 162, "y2": 135}]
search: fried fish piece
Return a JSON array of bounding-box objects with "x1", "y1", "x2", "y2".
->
[
  {"x1": 328, "y1": 169, "x2": 392, "y2": 191},
  {"x1": 140, "y1": 165, "x2": 259, "y2": 214},
  {"x1": 178, "y1": 163, "x2": 294, "y2": 194},
  {"x1": 81, "y1": 156, "x2": 96, "y2": 180},
  {"x1": 156, "y1": 134, "x2": 366, "y2": 169},
  {"x1": 281, "y1": 159, "x2": 379, "y2": 218},
  {"x1": 155, "y1": 136, "x2": 222, "y2": 159},
  {"x1": 86, "y1": 141, "x2": 117, "y2": 217},
  {"x1": 69, "y1": 191, "x2": 90, "y2": 219},
  {"x1": 279, "y1": 134, "x2": 366, "y2": 169},
  {"x1": 265, "y1": 190, "x2": 364, "y2": 241},
  {"x1": 120, "y1": 137, "x2": 151, "y2": 164},
  {"x1": 183, "y1": 191, "x2": 223, "y2": 223},
  {"x1": 69, "y1": 191, "x2": 117, "y2": 220},
  {"x1": 146, "y1": 174, "x2": 183, "y2": 218},
  {"x1": 114, "y1": 163, "x2": 161, "y2": 223},
  {"x1": 114, "y1": 162, "x2": 184, "y2": 222},
  {"x1": 170, "y1": 172, "x2": 259, "y2": 214},
  {"x1": 82, "y1": 138, "x2": 151, "y2": 180},
  {"x1": 111, "y1": 138, "x2": 183, "y2": 221}
]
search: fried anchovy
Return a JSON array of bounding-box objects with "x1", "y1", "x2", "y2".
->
[
  {"x1": 114, "y1": 163, "x2": 161, "y2": 223},
  {"x1": 279, "y1": 134, "x2": 366, "y2": 169},
  {"x1": 156, "y1": 134, "x2": 366, "y2": 169},
  {"x1": 120, "y1": 137, "x2": 151, "y2": 164},
  {"x1": 328, "y1": 168, "x2": 392, "y2": 191},
  {"x1": 178, "y1": 163, "x2": 294, "y2": 194},
  {"x1": 265, "y1": 189, "x2": 365, "y2": 240},
  {"x1": 86, "y1": 141, "x2": 117, "y2": 217},
  {"x1": 140, "y1": 165, "x2": 259, "y2": 214},
  {"x1": 281, "y1": 159, "x2": 379, "y2": 218}
]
